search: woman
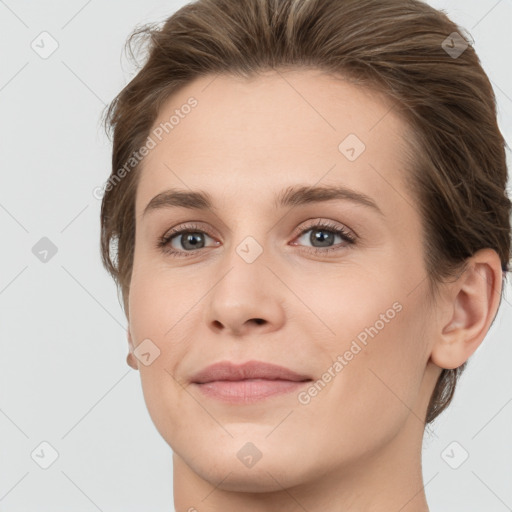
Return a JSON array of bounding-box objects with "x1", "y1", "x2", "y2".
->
[{"x1": 100, "y1": 0, "x2": 511, "y2": 510}]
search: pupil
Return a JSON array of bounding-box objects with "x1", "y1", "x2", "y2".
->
[
  {"x1": 183, "y1": 232, "x2": 204, "y2": 250},
  {"x1": 313, "y1": 229, "x2": 333, "y2": 247}
]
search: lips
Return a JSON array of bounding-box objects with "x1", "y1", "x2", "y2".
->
[
  {"x1": 190, "y1": 360, "x2": 313, "y2": 404},
  {"x1": 190, "y1": 360, "x2": 312, "y2": 384}
]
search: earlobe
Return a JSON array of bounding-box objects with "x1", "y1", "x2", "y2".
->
[
  {"x1": 430, "y1": 249, "x2": 502, "y2": 370},
  {"x1": 126, "y1": 328, "x2": 139, "y2": 371}
]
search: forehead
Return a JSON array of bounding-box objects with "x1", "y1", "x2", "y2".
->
[{"x1": 135, "y1": 69, "x2": 414, "y2": 218}]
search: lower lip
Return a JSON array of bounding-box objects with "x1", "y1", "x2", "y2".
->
[{"x1": 193, "y1": 379, "x2": 311, "y2": 403}]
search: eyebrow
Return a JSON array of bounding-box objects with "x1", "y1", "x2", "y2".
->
[{"x1": 142, "y1": 184, "x2": 384, "y2": 217}]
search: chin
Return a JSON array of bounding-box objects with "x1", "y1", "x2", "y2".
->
[{"x1": 190, "y1": 453, "x2": 309, "y2": 493}]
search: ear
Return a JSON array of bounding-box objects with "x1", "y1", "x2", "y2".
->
[
  {"x1": 126, "y1": 328, "x2": 139, "y2": 370},
  {"x1": 430, "y1": 248, "x2": 503, "y2": 370}
]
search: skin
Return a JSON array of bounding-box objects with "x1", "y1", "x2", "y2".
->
[{"x1": 124, "y1": 69, "x2": 502, "y2": 512}]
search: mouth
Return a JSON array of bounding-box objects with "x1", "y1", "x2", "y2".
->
[{"x1": 190, "y1": 360, "x2": 313, "y2": 404}]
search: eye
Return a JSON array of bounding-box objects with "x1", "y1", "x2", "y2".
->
[
  {"x1": 291, "y1": 220, "x2": 356, "y2": 255},
  {"x1": 157, "y1": 222, "x2": 218, "y2": 258},
  {"x1": 156, "y1": 220, "x2": 356, "y2": 258}
]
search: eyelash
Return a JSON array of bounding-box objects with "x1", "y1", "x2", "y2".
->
[{"x1": 156, "y1": 221, "x2": 356, "y2": 258}]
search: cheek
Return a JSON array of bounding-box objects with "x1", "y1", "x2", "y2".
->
[
  {"x1": 299, "y1": 267, "x2": 404, "y2": 350},
  {"x1": 128, "y1": 257, "x2": 197, "y2": 339},
  {"x1": 309, "y1": 267, "x2": 431, "y2": 427},
  {"x1": 127, "y1": 266, "x2": 192, "y2": 422},
  {"x1": 327, "y1": 293, "x2": 430, "y2": 430}
]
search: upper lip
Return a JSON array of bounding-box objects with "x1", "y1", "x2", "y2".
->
[{"x1": 190, "y1": 360, "x2": 312, "y2": 384}]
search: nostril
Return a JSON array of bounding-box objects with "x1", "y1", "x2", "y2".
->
[{"x1": 253, "y1": 318, "x2": 265, "y2": 325}]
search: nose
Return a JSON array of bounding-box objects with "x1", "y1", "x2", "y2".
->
[{"x1": 204, "y1": 247, "x2": 286, "y2": 337}]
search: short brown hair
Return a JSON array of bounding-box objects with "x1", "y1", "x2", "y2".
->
[{"x1": 100, "y1": 0, "x2": 511, "y2": 424}]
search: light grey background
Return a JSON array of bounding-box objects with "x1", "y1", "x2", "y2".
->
[{"x1": 0, "y1": 0, "x2": 511, "y2": 510}]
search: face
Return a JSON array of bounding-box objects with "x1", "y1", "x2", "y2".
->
[{"x1": 127, "y1": 69, "x2": 441, "y2": 492}]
